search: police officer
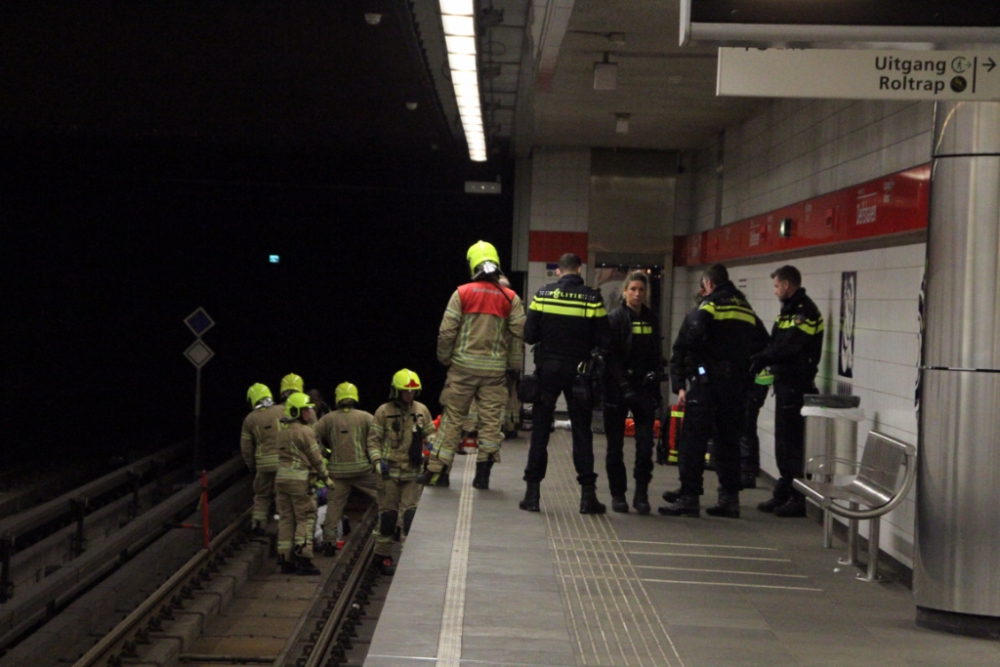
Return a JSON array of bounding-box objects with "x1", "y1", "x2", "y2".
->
[
  {"x1": 313, "y1": 382, "x2": 378, "y2": 555},
  {"x1": 751, "y1": 265, "x2": 824, "y2": 517},
  {"x1": 520, "y1": 252, "x2": 611, "y2": 514},
  {"x1": 740, "y1": 370, "x2": 773, "y2": 489},
  {"x1": 367, "y1": 369, "x2": 436, "y2": 575},
  {"x1": 423, "y1": 241, "x2": 525, "y2": 490},
  {"x1": 604, "y1": 271, "x2": 663, "y2": 515},
  {"x1": 240, "y1": 383, "x2": 285, "y2": 535},
  {"x1": 660, "y1": 263, "x2": 768, "y2": 518},
  {"x1": 275, "y1": 392, "x2": 332, "y2": 575}
]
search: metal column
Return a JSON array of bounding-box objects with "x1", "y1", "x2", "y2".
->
[{"x1": 915, "y1": 101, "x2": 1000, "y2": 639}]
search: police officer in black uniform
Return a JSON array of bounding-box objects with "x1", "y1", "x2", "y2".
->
[
  {"x1": 604, "y1": 270, "x2": 663, "y2": 515},
  {"x1": 751, "y1": 265, "x2": 824, "y2": 517},
  {"x1": 660, "y1": 263, "x2": 768, "y2": 518},
  {"x1": 520, "y1": 253, "x2": 611, "y2": 514}
]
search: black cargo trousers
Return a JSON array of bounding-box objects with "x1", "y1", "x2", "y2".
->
[
  {"x1": 772, "y1": 377, "x2": 817, "y2": 502},
  {"x1": 677, "y1": 373, "x2": 749, "y2": 497},
  {"x1": 603, "y1": 382, "x2": 658, "y2": 498}
]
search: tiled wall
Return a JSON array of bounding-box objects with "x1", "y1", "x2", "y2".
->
[
  {"x1": 689, "y1": 99, "x2": 933, "y2": 229},
  {"x1": 671, "y1": 242, "x2": 925, "y2": 566}
]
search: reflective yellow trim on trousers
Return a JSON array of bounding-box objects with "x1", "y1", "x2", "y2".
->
[
  {"x1": 670, "y1": 410, "x2": 684, "y2": 418},
  {"x1": 529, "y1": 297, "x2": 607, "y2": 318}
]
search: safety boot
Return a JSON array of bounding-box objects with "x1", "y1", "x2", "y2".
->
[
  {"x1": 774, "y1": 498, "x2": 807, "y2": 517},
  {"x1": 611, "y1": 495, "x2": 630, "y2": 513},
  {"x1": 705, "y1": 491, "x2": 740, "y2": 518},
  {"x1": 661, "y1": 487, "x2": 682, "y2": 503},
  {"x1": 278, "y1": 555, "x2": 297, "y2": 574},
  {"x1": 322, "y1": 542, "x2": 338, "y2": 557},
  {"x1": 658, "y1": 494, "x2": 701, "y2": 517},
  {"x1": 757, "y1": 496, "x2": 786, "y2": 513},
  {"x1": 519, "y1": 481, "x2": 541, "y2": 512},
  {"x1": 632, "y1": 483, "x2": 651, "y2": 515},
  {"x1": 579, "y1": 484, "x2": 607, "y2": 515},
  {"x1": 740, "y1": 471, "x2": 757, "y2": 489},
  {"x1": 472, "y1": 460, "x2": 493, "y2": 490},
  {"x1": 295, "y1": 557, "x2": 321, "y2": 576},
  {"x1": 251, "y1": 520, "x2": 266, "y2": 537},
  {"x1": 417, "y1": 467, "x2": 451, "y2": 487},
  {"x1": 373, "y1": 554, "x2": 396, "y2": 576}
]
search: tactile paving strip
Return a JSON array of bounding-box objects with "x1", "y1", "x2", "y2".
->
[{"x1": 542, "y1": 431, "x2": 686, "y2": 667}]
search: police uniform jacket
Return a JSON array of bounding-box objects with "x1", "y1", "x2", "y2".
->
[
  {"x1": 275, "y1": 421, "x2": 328, "y2": 487},
  {"x1": 524, "y1": 274, "x2": 611, "y2": 363},
  {"x1": 313, "y1": 407, "x2": 375, "y2": 478},
  {"x1": 756, "y1": 287, "x2": 824, "y2": 384},
  {"x1": 672, "y1": 281, "x2": 768, "y2": 387},
  {"x1": 606, "y1": 303, "x2": 662, "y2": 388},
  {"x1": 367, "y1": 400, "x2": 436, "y2": 481},
  {"x1": 438, "y1": 279, "x2": 526, "y2": 376},
  {"x1": 240, "y1": 403, "x2": 284, "y2": 472}
]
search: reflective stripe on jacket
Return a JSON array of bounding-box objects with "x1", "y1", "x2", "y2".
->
[
  {"x1": 438, "y1": 281, "x2": 526, "y2": 375},
  {"x1": 313, "y1": 407, "x2": 375, "y2": 477},
  {"x1": 275, "y1": 421, "x2": 327, "y2": 482},
  {"x1": 240, "y1": 404, "x2": 284, "y2": 472}
]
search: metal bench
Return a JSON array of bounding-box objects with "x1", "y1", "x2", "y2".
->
[{"x1": 794, "y1": 430, "x2": 917, "y2": 582}]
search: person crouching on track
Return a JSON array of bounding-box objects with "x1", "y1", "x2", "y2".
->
[
  {"x1": 241, "y1": 383, "x2": 285, "y2": 535},
  {"x1": 313, "y1": 382, "x2": 378, "y2": 556},
  {"x1": 421, "y1": 241, "x2": 525, "y2": 490},
  {"x1": 368, "y1": 369, "x2": 436, "y2": 576},
  {"x1": 275, "y1": 392, "x2": 333, "y2": 575},
  {"x1": 603, "y1": 271, "x2": 663, "y2": 515}
]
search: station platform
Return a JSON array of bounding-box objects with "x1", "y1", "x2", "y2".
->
[{"x1": 365, "y1": 431, "x2": 1000, "y2": 667}]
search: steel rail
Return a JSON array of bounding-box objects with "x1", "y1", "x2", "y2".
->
[{"x1": 71, "y1": 507, "x2": 253, "y2": 667}]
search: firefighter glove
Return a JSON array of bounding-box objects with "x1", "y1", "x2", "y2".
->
[{"x1": 377, "y1": 460, "x2": 390, "y2": 477}]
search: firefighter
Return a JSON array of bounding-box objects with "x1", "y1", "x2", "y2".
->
[
  {"x1": 659, "y1": 263, "x2": 768, "y2": 518},
  {"x1": 240, "y1": 383, "x2": 285, "y2": 535},
  {"x1": 520, "y1": 252, "x2": 611, "y2": 514},
  {"x1": 422, "y1": 241, "x2": 525, "y2": 490},
  {"x1": 278, "y1": 373, "x2": 304, "y2": 403},
  {"x1": 275, "y1": 392, "x2": 332, "y2": 575},
  {"x1": 750, "y1": 265, "x2": 824, "y2": 517},
  {"x1": 313, "y1": 382, "x2": 377, "y2": 555},
  {"x1": 499, "y1": 275, "x2": 525, "y2": 439},
  {"x1": 604, "y1": 271, "x2": 663, "y2": 515},
  {"x1": 368, "y1": 369, "x2": 436, "y2": 575}
]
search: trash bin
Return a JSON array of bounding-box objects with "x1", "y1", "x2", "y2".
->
[
  {"x1": 801, "y1": 395, "x2": 865, "y2": 548},
  {"x1": 802, "y1": 395, "x2": 864, "y2": 483}
]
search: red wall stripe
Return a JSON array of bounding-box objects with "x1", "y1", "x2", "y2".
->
[
  {"x1": 529, "y1": 231, "x2": 589, "y2": 263},
  {"x1": 674, "y1": 164, "x2": 930, "y2": 267}
]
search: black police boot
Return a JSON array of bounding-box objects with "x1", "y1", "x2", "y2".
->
[
  {"x1": 774, "y1": 498, "x2": 807, "y2": 517},
  {"x1": 705, "y1": 490, "x2": 740, "y2": 518},
  {"x1": 579, "y1": 485, "x2": 607, "y2": 515},
  {"x1": 472, "y1": 460, "x2": 493, "y2": 490},
  {"x1": 611, "y1": 495, "x2": 629, "y2": 513},
  {"x1": 658, "y1": 494, "x2": 701, "y2": 517},
  {"x1": 278, "y1": 555, "x2": 297, "y2": 574},
  {"x1": 741, "y1": 471, "x2": 757, "y2": 489},
  {"x1": 662, "y1": 487, "x2": 682, "y2": 503},
  {"x1": 372, "y1": 554, "x2": 396, "y2": 576},
  {"x1": 519, "y1": 481, "x2": 541, "y2": 512},
  {"x1": 757, "y1": 496, "x2": 786, "y2": 513},
  {"x1": 632, "y1": 483, "x2": 651, "y2": 516}
]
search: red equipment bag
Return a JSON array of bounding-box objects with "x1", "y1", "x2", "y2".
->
[{"x1": 667, "y1": 404, "x2": 684, "y2": 465}]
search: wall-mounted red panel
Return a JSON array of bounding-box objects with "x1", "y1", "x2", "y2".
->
[
  {"x1": 675, "y1": 164, "x2": 930, "y2": 266},
  {"x1": 528, "y1": 231, "x2": 589, "y2": 263}
]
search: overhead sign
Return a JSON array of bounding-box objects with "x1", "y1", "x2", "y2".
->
[
  {"x1": 184, "y1": 307, "x2": 215, "y2": 337},
  {"x1": 681, "y1": 0, "x2": 1000, "y2": 46},
  {"x1": 184, "y1": 340, "x2": 214, "y2": 368},
  {"x1": 718, "y1": 49, "x2": 1000, "y2": 100}
]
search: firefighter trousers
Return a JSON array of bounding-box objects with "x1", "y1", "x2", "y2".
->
[
  {"x1": 322, "y1": 472, "x2": 379, "y2": 545},
  {"x1": 432, "y1": 366, "x2": 508, "y2": 471},
  {"x1": 375, "y1": 477, "x2": 423, "y2": 557},
  {"x1": 251, "y1": 469, "x2": 277, "y2": 526},
  {"x1": 275, "y1": 479, "x2": 317, "y2": 560}
]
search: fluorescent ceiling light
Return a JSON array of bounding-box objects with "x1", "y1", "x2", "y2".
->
[
  {"x1": 448, "y1": 53, "x2": 477, "y2": 71},
  {"x1": 442, "y1": 15, "x2": 475, "y2": 36},
  {"x1": 439, "y1": 0, "x2": 474, "y2": 16},
  {"x1": 453, "y1": 83, "x2": 479, "y2": 97},
  {"x1": 456, "y1": 97, "x2": 481, "y2": 109},
  {"x1": 445, "y1": 36, "x2": 476, "y2": 54},
  {"x1": 450, "y1": 70, "x2": 479, "y2": 85}
]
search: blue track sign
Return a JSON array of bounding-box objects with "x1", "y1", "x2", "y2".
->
[{"x1": 184, "y1": 307, "x2": 215, "y2": 337}]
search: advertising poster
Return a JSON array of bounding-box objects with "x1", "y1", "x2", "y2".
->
[{"x1": 839, "y1": 271, "x2": 857, "y2": 378}]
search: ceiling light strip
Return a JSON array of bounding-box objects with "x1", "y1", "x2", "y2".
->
[{"x1": 440, "y1": 0, "x2": 486, "y2": 161}]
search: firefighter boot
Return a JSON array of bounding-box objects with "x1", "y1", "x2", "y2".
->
[
  {"x1": 579, "y1": 485, "x2": 607, "y2": 515},
  {"x1": 373, "y1": 554, "x2": 396, "y2": 576},
  {"x1": 705, "y1": 490, "x2": 741, "y2": 518},
  {"x1": 658, "y1": 494, "x2": 701, "y2": 517},
  {"x1": 293, "y1": 545, "x2": 321, "y2": 575},
  {"x1": 417, "y1": 466, "x2": 450, "y2": 487},
  {"x1": 251, "y1": 520, "x2": 266, "y2": 537},
  {"x1": 472, "y1": 460, "x2": 494, "y2": 490},
  {"x1": 632, "y1": 483, "x2": 651, "y2": 515},
  {"x1": 519, "y1": 481, "x2": 541, "y2": 512},
  {"x1": 611, "y1": 495, "x2": 629, "y2": 513}
]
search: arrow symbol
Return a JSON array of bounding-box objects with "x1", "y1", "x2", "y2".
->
[{"x1": 986, "y1": 58, "x2": 997, "y2": 73}]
